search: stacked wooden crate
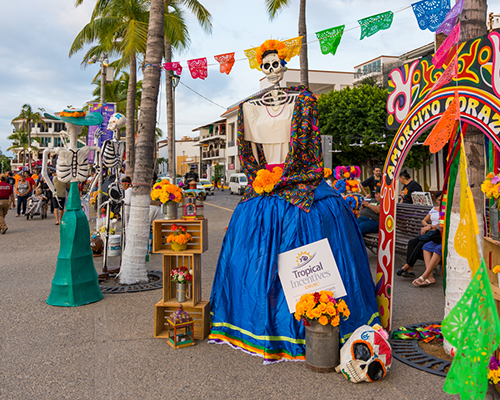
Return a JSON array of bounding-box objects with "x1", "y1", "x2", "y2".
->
[{"x1": 152, "y1": 219, "x2": 210, "y2": 340}]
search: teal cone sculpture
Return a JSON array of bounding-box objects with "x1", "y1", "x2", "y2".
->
[{"x1": 47, "y1": 182, "x2": 103, "y2": 307}]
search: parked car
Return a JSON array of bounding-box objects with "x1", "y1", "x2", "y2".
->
[
  {"x1": 229, "y1": 173, "x2": 248, "y2": 195},
  {"x1": 200, "y1": 179, "x2": 215, "y2": 195}
]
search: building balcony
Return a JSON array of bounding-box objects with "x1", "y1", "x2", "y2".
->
[
  {"x1": 199, "y1": 134, "x2": 226, "y2": 143},
  {"x1": 202, "y1": 149, "x2": 225, "y2": 160}
]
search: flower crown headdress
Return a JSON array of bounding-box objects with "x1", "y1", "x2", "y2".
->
[{"x1": 255, "y1": 39, "x2": 291, "y2": 65}]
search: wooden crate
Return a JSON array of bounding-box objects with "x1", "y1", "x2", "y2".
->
[
  {"x1": 154, "y1": 300, "x2": 210, "y2": 340},
  {"x1": 152, "y1": 219, "x2": 208, "y2": 254},
  {"x1": 162, "y1": 253, "x2": 201, "y2": 307}
]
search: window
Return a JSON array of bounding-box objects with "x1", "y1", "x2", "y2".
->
[{"x1": 239, "y1": 176, "x2": 247, "y2": 183}]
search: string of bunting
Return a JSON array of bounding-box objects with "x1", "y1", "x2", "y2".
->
[{"x1": 145, "y1": 0, "x2": 459, "y2": 80}]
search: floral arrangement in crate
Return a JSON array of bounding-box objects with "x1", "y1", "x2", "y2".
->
[
  {"x1": 481, "y1": 172, "x2": 500, "y2": 200},
  {"x1": 488, "y1": 355, "x2": 500, "y2": 392},
  {"x1": 253, "y1": 167, "x2": 283, "y2": 195},
  {"x1": 294, "y1": 290, "x2": 350, "y2": 327},
  {"x1": 170, "y1": 266, "x2": 193, "y2": 284},
  {"x1": 167, "y1": 224, "x2": 193, "y2": 245},
  {"x1": 334, "y1": 166, "x2": 361, "y2": 180},
  {"x1": 151, "y1": 179, "x2": 183, "y2": 204}
]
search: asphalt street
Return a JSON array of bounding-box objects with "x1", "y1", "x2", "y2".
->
[{"x1": 0, "y1": 189, "x2": 458, "y2": 400}]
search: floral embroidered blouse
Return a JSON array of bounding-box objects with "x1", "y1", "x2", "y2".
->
[{"x1": 237, "y1": 85, "x2": 324, "y2": 212}]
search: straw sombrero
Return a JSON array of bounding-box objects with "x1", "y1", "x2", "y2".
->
[{"x1": 44, "y1": 108, "x2": 103, "y2": 126}]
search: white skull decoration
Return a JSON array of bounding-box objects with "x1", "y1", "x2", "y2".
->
[
  {"x1": 335, "y1": 325, "x2": 392, "y2": 383},
  {"x1": 261, "y1": 52, "x2": 285, "y2": 85},
  {"x1": 107, "y1": 113, "x2": 127, "y2": 131}
]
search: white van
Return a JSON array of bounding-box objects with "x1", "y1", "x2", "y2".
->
[{"x1": 229, "y1": 173, "x2": 248, "y2": 195}]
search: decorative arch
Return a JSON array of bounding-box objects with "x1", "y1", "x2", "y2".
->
[{"x1": 377, "y1": 29, "x2": 500, "y2": 329}]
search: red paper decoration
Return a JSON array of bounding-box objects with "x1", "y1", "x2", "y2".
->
[
  {"x1": 187, "y1": 58, "x2": 208, "y2": 80},
  {"x1": 163, "y1": 62, "x2": 183, "y2": 75},
  {"x1": 424, "y1": 93, "x2": 460, "y2": 153},
  {"x1": 214, "y1": 53, "x2": 235, "y2": 75}
]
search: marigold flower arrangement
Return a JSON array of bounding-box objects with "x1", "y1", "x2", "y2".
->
[
  {"x1": 488, "y1": 355, "x2": 500, "y2": 390},
  {"x1": 170, "y1": 266, "x2": 193, "y2": 284},
  {"x1": 294, "y1": 290, "x2": 350, "y2": 327},
  {"x1": 60, "y1": 109, "x2": 86, "y2": 118},
  {"x1": 255, "y1": 39, "x2": 290, "y2": 65},
  {"x1": 151, "y1": 179, "x2": 183, "y2": 204},
  {"x1": 345, "y1": 179, "x2": 360, "y2": 193},
  {"x1": 323, "y1": 168, "x2": 332, "y2": 178},
  {"x1": 167, "y1": 224, "x2": 193, "y2": 245},
  {"x1": 481, "y1": 172, "x2": 500, "y2": 199},
  {"x1": 334, "y1": 166, "x2": 361, "y2": 180},
  {"x1": 253, "y1": 167, "x2": 283, "y2": 195}
]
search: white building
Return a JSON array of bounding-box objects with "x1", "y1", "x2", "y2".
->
[
  {"x1": 353, "y1": 55, "x2": 399, "y2": 86},
  {"x1": 157, "y1": 136, "x2": 200, "y2": 177},
  {"x1": 191, "y1": 120, "x2": 227, "y2": 179}
]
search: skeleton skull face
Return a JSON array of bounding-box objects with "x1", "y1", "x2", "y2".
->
[
  {"x1": 261, "y1": 52, "x2": 285, "y2": 85},
  {"x1": 336, "y1": 325, "x2": 392, "y2": 383},
  {"x1": 107, "y1": 113, "x2": 127, "y2": 132}
]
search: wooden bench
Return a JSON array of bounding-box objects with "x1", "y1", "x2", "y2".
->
[{"x1": 363, "y1": 203, "x2": 433, "y2": 255}]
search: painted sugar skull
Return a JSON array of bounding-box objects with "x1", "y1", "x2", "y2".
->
[
  {"x1": 335, "y1": 325, "x2": 392, "y2": 383},
  {"x1": 256, "y1": 39, "x2": 290, "y2": 85},
  {"x1": 107, "y1": 113, "x2": 127, "y2": 132}
]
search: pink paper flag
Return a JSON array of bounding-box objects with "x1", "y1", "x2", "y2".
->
[
  {"x1": 187, "y1": 58, "x2": 208, "y2": 80},
  {"x1": 424, "y1": 55, "x2": 458, "y2": 100},
  {"x1": 433, "y1": 22, "x2": 460, "y2": 69},
  {"x1": 163, "y1": 62, "x2": 182, "y2": 75}
]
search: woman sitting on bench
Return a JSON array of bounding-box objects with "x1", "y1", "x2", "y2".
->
[{"x1": 396, "y1": 191, "x2": 442, "y2": 278}]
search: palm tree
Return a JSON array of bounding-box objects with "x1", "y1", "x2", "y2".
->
[
  {"x1": 70, "y1": 0, "x2": 150, "y2": 178},
  {"x1": 266, "y1": 0, "x2": 308, "y2": 86},
  {"x1": 11, "y1": 104, "x2": 46, "y2": 172},
  {"x1": 91, "y1": 71, "x2": 142, "y2": 116},
  {"x1": 119, "y1": 0, "x2": 165, "y2": 284},
  {"x1": 164, "y1": 0, "x2": 212, "y2": 179},
  {"x1": 444, "y1": 0, "x2": 488, "y2": 355},
  {"x1": 7, "y1": 130, "x2": 41, "y2": 169}
]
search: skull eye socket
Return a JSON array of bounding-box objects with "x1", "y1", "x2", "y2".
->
[
  {"x1": 272, "y1": 61, "x2": 279, "y2": 68},
  {"x1": 367, "y1": 360, "x2": 385, "y2": 381},
  {"x1": 263, "y1": 63, "x2": 271, "y2": 70},
  {"x1": 353, "y1": 342, "x2": 372, "y2": 361}
]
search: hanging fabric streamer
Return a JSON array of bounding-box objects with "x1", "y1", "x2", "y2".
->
[
  {"x1": 442, "y1": 260, "x2": 500, "y2": 399},
  {"x1": 432, "y1": 22, "x2": 460, "y2": 69},
  {"x1": 412, "y1": 0, "x2": 451, "y2": 32},
  {"x1": 424, "y1": 55, "x2": 458, "y2": 100},
  {"x1": 358, "y1": 11, "x2": 394, "y2": 40},
  {"x1": 187, "y1": 58, "x2": 208, "y2": 80},
  {"x1": 436, "y1": 0, "x2": 464, "y2": 35},
  {"x1": 424, "y1": 92, "x2": 460, "y2": 153},
  {"x1": 315, "y1": 25, "x2": 345, "y2": 56},
  {"x1": 163, "y1": 62, "x2": 183, "y2": 76},
  {"x1": 214, "y1": 52, "x2": 235, "y2": 75}
]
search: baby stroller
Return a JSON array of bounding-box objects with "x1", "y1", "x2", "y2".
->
[{"x1": 26, "y1": 195, "x2": 48, "y2": 220}]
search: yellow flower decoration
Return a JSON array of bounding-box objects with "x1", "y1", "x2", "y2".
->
[
  {"x1": 493, "y1": 265, "x2": 500, "y2": 274},
  {"x1": 255, "y1": 39, "x2": 290, "y2": 65},
  {"x1": 318, "y1": 315, "x2": 329, "y2": 326}
]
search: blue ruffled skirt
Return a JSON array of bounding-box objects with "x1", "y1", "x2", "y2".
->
[{"x1": 209, "y1": 180, "x2": 379, "y2": 364}]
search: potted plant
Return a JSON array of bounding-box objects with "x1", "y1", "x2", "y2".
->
[
  {"x1": 295, "y1": 290, "x2": 350, "y2": 372},
  {"x1": 151, "y1": 179, "x2": 183, "y2": 220},
  {"x1": 167, "y1": 224, "x2": 192, "y2": 252},
  {"x1": 170, "y1": 266, "x2": 193, "y2": 303}
]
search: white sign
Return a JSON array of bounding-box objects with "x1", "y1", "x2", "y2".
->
[{"x1": 278, "y1": 238, "x2": 347, "y2": 313}]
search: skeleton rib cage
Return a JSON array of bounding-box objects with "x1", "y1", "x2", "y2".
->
[
  {"x1": 102, "y1": 140, "x2": 124, "y2": 169},
  {"x1": 248, "y1": 89, "x2": 299, "y2": 107},
  {"x1": 56, "y1": 149, "x2": 90, "y2": 183}
]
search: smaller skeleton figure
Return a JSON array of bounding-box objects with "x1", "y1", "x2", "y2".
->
[
  {"x1": 102, "y1": 113, "x2": 126, "y2": 170},
  {"x1": 41, "y1": 109, "x2": 103, "y2": 194}
]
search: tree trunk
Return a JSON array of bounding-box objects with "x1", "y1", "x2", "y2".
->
[
  {"x1": 444, "y1": 0, "x2": 487, "y2": 355},
  {"x1": 125, "y1": 54, "x2": 137, "y2": 178},
  {"x1": 165, "y1": 37, "x2": 175, "y2": 179},
  {"x1": 118, "y1": 0, "x2": 164, "y2": 284},
  {"x1": 298, "y1": 0, "x2": 309, "y2": 87}
]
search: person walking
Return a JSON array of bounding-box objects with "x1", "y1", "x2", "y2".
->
[
  {"x1": 0, "y1": 175, "x2": 14, "y2": 234},
  {"x1": 16, "y1": 174, "x2": 31, "y2": 216},
  {"x1": 52, "y1": 171, "x2": 67, "y2": 225},
  {"x1": 220, "y1": 176, "x2": 225, "y2": 192},
  {"x1": 6, "y1": 172, "x2": 16, "y2": 209}
]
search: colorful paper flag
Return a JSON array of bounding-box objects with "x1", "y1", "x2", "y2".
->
[
  {"x1": 442, "y1": 260, "x2": 500, "y2": 399},
  {"x1": 315, "y1": 25, "x2": 345, "y2": 56},
  {"x1": 424, "y1": 55, "x2": 458, "y2": 100},
  {"x1": 432, "y1": 22, "x2": 460, "y2": 69},
  {"x1": 163, "y1": 62, "x2": 182, "y2": 76},
  {"x1": 412, "y1": 0, "x2": 451, "y2": 32},
  {"x1": 187, "y1": 58, "x2": 208, "y2": 80},
  {"x1": 436, "y1": 0, "x2": 464, "y2": 36},
  {"x1": 358, "y1": 11, "x2": 394, "y2": 40},
  {"x1": 214, "y1": 53, "x2": 235, "y2": 75},
  {"x1": 424, "y1": 93, "x2": 460, "y2": 153}
]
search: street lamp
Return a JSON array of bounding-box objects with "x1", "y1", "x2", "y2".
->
[
  {"x1": 88, "y1": 53, "x2": 109, "y2": 211},
  {"x1": 170, "y1": 72, "x2": 180, "y2": 183}
]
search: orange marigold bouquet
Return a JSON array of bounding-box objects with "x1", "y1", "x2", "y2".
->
[
  {"x1": 294, "y1": 290, "x2": 350, "y2": 327},
  {"x1": 323, "y1": 167, "x2": 332, "y2": 178},
  {"x1": 253, "y1": 167, "x2": 283, "y2": 195},
  {"x1": 167, "y1": 224, "x2": 193, "y2": 245},
  {"x1": 345, "y1": 179, "x2": 360, "y2": 193},
  {"x1": 151, "y1": 179, "x2": 183, "y2": 204}
]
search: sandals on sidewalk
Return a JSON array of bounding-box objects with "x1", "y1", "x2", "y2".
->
[{"x1": 412, "y1": 276, "x2": 436, "y2": 287}]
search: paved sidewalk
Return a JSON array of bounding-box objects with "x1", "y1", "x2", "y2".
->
[{"x1": 0, "y1": 202, "x2": 457, "y2": 400}]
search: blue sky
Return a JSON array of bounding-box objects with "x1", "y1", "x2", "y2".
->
[{"x1": 1, "y1": 0, "x2": 498, "y2": 159}]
